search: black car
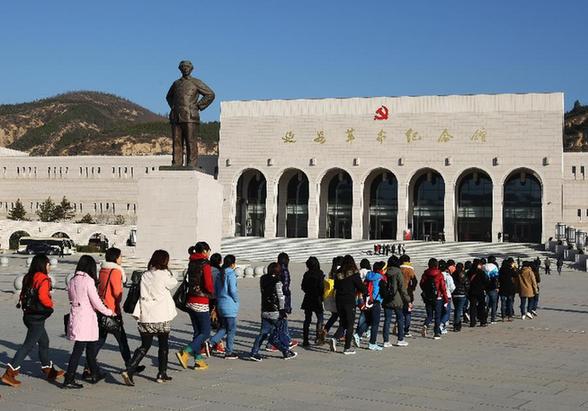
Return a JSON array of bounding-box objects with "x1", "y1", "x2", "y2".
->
[{"x1": 26, "y1": 243, "x2": 60, "y2": 255}]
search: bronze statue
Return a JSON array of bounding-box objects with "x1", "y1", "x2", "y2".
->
[{"x1": 166, "y1": 60, "x2": 215, "y2": 167}]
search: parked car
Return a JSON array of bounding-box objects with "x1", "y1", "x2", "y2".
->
[{"x1": 26, "y1": 243, "x2": 60, "y2": 255}]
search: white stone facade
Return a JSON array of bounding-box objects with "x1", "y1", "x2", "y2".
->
[{"x1": 219, "y1": 93, "x2": 565, "y2": 242}]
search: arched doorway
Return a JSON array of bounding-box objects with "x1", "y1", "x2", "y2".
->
[
  {"x1": 320, "y1": 169, "x2": 352, "y2": 239},
  {"x1": 88, "y1": 233, "x2": 109, "y2": 252},
  {"x1": 51, "y1": 232, "x2": 70, "y2": 239},
  {"x1": 276, "y1": 169, "x2": 309, "y2": 238},
  {"x1": 235, "y1": 169, "x2": 267, "y2": 237},
  {"x1": 409, "y1": 169, "x2": 445, "y2": 241},
  {"x1": 503, "y1": 169, "x2": 542, "y2": 243},
  {"x1": 456, "y1": 169, "x2": 492, "y2": 242},
  {"x1": 364, "y1": 169, "x2": 398, "y2": 239},
  {"x1": 9, "y1": 230, "x2": 31, "y2": 250}
]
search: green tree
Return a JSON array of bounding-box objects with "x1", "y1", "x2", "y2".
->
[
  {"x1": 7, "y1": 199, "x2": 28, "y2": 221},
  {"x1": 114, "y1": 215, "x2": 125, "y2": 225},
  {"x1": 54, "y1": 196, "x2": 76, "y2": 220},
  {"x1": 573, "y1": 100, "x2": 582, "y2": 110},
  {"x1": 36, "y1": 197, "x2": 57, "y2": 222},
  {"x1": 76, "y1": 213, "x2": 95, "y2": 224}
]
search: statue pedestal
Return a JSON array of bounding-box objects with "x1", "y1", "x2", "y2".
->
[{"x1": 136, "y1": 169, "x2": 223, "y2": 261}]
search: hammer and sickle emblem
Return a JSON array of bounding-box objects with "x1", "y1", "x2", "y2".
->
[{"x1": 374, "y1": 105, "x2": 389, "y2": 120}]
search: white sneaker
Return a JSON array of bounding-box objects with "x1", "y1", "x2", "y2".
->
[
  {"x1": 382, "y1": 342, "x2": 393, "y2": 348},
  {"x1": 352, "y1": 333, "x2": 360, "y2": 348},
  {"x1": 521, "y1": 315, "x2": 526, "y2": 320},
  {"x1": 531, "y1": 310, "x2": 538, "y2": 317},
  {"x1": 526, "y1": 312, "x2": 534, "y2": 319},
  {"x1": 329, "y1": 338, "x2": 336, "y2": 352},
  {"x1": 368, "y1": 343, "x2": 383, "y2": 351},
  {"x1": 343, "y1": 348, "x2": 356, "y2": 355},
  {"x1": 441, "y1": 327, "x2": 448, "y2": 335},
  {"x1": 395, "y1": 340, "x2": 409, "y2": 347}
]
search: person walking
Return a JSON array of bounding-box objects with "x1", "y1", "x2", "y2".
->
[
  {"x1": 322, "y1": 256, "x2": 342, "y2": 343},
  {"x1": 249, "y1": 263, "x2": 297, "y2": 361},
  {"x1": 450, "y1": 262, "x2": 469, "y2": 332},
  {"x1": 353, "y1": 261, "x2": 385, "y2": 351},
  {"x1": 516, "y1": 262, "x2": 538, "y2": 320},
  {"x1": 331, "y1": 255, "x2": 367, "y2": 354},
  {"x1": 498, "y1": 258, "x2": 517, "y2": 321},
  {"x1": 420, "y1": 258, "x2": 448, "y2": 340},
  {"x1": 62, "y1": 255, "x2": 114, "y2": 389},
  {"x1": 208, "y1": 253, "x2": 223, "y2": 353},
  {"x1": 207, "y1": 254, "x2": 239, "y2": 359},
  {"x1": 380, "y1": 256, "x2": 410, "y2": 346},
  {"x1": 439, "y1": 261, "x2": 455, "y2": 334},
  {"x1": 556, "y1": 256, "x2": 563, "y2": 275},
  {"x1": 544, "y1": 257, "x2": 551, "y2": 275},
  {"x1": 300, "y1": 257, "x2": 325, "y2": 348},
  {"x1": 176, "y1": 242, "x2": 214, "y2": 370},
  {"x1": 399, "y1": 254, "x2": 417, "y2": 337},
  {"x1": 467, "y1": 259, "x2": 489, "y2": 327},
  {"x1": 2, "y1": 254, "x2": 64, "y2": 387},
  {"x1": 122, "y1": 250, "x2": 177, "y2": 385},
  {"x1": 483, "y1": 256, "x2": 500, "y2": 324}
]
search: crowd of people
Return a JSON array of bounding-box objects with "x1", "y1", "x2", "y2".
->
[{"x1": 0, "y1": 243, "x2": 546, "y2": 389}]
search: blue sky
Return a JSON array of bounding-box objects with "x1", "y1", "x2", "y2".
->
[{"x1": 1, "y1": 0, "x2": 586, "y2": 121}]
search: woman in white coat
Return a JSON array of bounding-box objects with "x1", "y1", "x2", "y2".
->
[{"x1": 121, "y1": 250, "x2": 177, "y2": 386}]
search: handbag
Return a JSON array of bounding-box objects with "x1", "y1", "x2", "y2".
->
[
  {"x1": 123, "y1": 273, "x2": 142, "y2": 314},
  {"x1": 63, "y1": 313, "x2": 70, "y2": 335},
  {"x1": 173, "y1": 270, "x2": 189, "y2": 312},
  {"x1": 97, "y1": 269, "x2": 123, "y2": 333}
]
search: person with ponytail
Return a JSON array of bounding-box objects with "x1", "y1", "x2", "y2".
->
[
  {"x1": 207, "y1": 254, "x2": 240, "y2": 359},
  {"x1": 2, "y1": 254, "x2": 64, "y2": 387}
]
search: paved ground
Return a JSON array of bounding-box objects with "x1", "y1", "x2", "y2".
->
[{"x1": 0, "y1": 251, "x2": 587, "y2": 410}]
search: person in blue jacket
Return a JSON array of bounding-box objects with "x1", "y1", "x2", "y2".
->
[
  {"x1": 353, "y1": 261, "x2": 386, "y2": 351},
  {"x1": 207, "y1": 255, "x2": 240, "y2": 359}
]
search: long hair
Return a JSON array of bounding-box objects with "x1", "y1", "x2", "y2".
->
[
  {"x1": 221, "y1": 254, "x2": 236, "y2": 284},
  {"x1": 23, "y1": 254, "x2": 50, "y2": 290},
  {"x1": 340, "y1": 255, "x2": 358, "y2": 275},
  {"x1": 329, "y1": 256, "x2": 343, "y2": 280},
  {"x1": 75, "y1": 255, "x2": 98, "y2": 283},
  {"x1": 305, "y1": 256, "x2": 321, "y2": 274},
  {"x1": 148, "y1": 249, "x2": 170, "y2": 270},
  {"x1": 210, "y1": 253, "x2": 222, "y2": 269}
]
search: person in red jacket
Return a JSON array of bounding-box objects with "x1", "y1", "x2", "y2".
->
[
  {"x1": 176, "y1": 241, "x2": 214, "y2": 370},
  {"x1": 2, "y1": 254, "x2": 64, "y2": 387},
  {"x1": 419, "y1": 258, "x2": 448, "y2": 340}
]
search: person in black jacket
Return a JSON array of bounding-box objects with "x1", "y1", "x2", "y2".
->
[
  {"x1": 450, "y1": 262, "x2": 469, "y2": 332},
  {"x1": 249, "y1": 263, "x2": 296, "y2": 362},
  {"x1": 300, "y1": 257, "x2": 325, "y2": 347},
  {"x1": 498, "y1": 258, "x2": 517, "y2": 321},
  {"x1": 467, "y1": 259, "x2": 489, "y2": 327},
  {"x1": 331, "y1": 255, "x2": 367, "y2": 355}
]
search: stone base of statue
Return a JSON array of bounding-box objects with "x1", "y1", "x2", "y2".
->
[{"x1": 136, "y1": 169, "x2": 223, "y2": 261}]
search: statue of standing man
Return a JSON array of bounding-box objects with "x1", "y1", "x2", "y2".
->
[{"x1": 166, "y1": 60, "x2": 215, "y2": 168}]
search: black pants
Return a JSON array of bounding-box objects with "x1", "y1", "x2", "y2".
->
[
  {"x1": 66, "y1": 341, "x2": 99, "y2": 377},
  {"x1": 335, "y1": 302, "x2": 356, "y2": 350},
  {"x1": 469, "y1": 294, "x2": 487, "y2": 326},
  {"x1": 303, "y1": 309, "x2": 324, "y2": 344},
  {"x1": 128, "y1": 332, "x2": 169, "y2": 375},
  {"x1": 95, "y1": 322, "x2": 131, "y2": 366},
  {"x1": 11, "y1": 315, "x2": 50, "y2": 368}
]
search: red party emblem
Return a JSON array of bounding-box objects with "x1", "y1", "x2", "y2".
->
[{"x1": 374, "y1": 105, "x2": 389, "y2": 120}]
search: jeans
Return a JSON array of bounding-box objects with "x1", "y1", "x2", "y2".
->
[
  {"x1": 251, "y1": 317, "x2": 288, "y2": 356},
  {"x1": 66, "y1": 341, "x2": 98, "y2": 377},
  {"x1": 355, "y1": 311, "x2": 370, "y2": 336},
  {"x1": 469, "y1": 294, "x2": 487, "y2": 325},
  {"x1": 11, "y1": 315, "x2": 50, "y2": 368},
  {"x1": 128, "y1": 332, "x2": 169, "y2": 375},
  {"x1": 303, "y1": 309, "x2": 324, "y2": 344},
  {"x1": 452, "y1": 295, "x2": 466, "y2": 328},
  {"x1": 187, "y1": 310, "x2": 211, "y2": 354},
  {"x1": 529, "y1": 294, "x2": 539, "y2": 312},
  {"x1": 336, "y1": 302, "x2": 356, "y2": 350},
  {"x1": 356, "y1": 302, "x2": 381, "y2": 344},
  {"x1": 424, "y1": 300, "x2": 443, "y2": 336},
  {"x1": 383, "y1": 307, "x2": 405, "y2": 342},
  {"x1": 500, "y1": 295, "x2": 514, "y2": 318},
  {"x1": 441, "y1": 300, "x2": 452, "y2": 325},
  {"x1": 487, "y1": 290, "x2": 499, "y2": 322},
  {"x1": 95, "y1": 321, "x2": 131, "y2": 366},
  {"x1": 209, "y1": 317, "x2": 237, "y2": 353},
  {"x1": 324, "y1": 312, "x2": 338, "y2": 332},
  {"x1": 403, "y1": 303, "x2": 412, "y2": 333},
  {"x1": 520, "y1": 296, "x2": 530, "y2": 315}
]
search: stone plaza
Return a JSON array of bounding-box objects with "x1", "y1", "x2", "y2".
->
[{"x1": 0, "y1": 243, "x2": 587, "y2": 411}]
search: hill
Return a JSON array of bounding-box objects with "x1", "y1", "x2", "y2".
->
[
  {"x1": 564, "y1": 100, "x2": 588, "y2": 151},
  {"x1": 0, "y1": 91, "x2": 219, "y2": 156}
]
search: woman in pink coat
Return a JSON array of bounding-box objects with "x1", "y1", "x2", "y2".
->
[{"x1": 62, "y1": 255, "x2": 113, "y2": 389}]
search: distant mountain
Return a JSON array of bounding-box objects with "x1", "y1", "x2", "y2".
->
[
  {"x1": 0, "y1": 91, "x2": 219, "y2": 156},
  {"x1": 564, "y1": 100, "x2": 588, "y2": 152}
]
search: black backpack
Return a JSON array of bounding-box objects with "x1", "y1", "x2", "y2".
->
[
  {"x1": 420, "y1": 276, "x2": 437, "y2": 303},
  {"x1": 19, "y1": 278, "x2": 53, "y2": 317},
  {"x1": 381, "y1": 276, "x2": 396, "y2": 305}
]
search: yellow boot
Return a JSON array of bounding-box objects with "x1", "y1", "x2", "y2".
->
[
  {"x1": 194, "y1": 356, "x2": 208, "y2": 370},
  {"x1": 175, "y1": 350, "x2": 190, "y2": 369}
]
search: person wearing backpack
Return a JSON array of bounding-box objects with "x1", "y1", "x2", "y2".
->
[
  {"x1": 439, "y1": 261, "x2": 455, "y2": 334},
  {"x1": 353, "y1": 261, "x2": 385, "y2": 351},
  {"x1": 467, "y1": 259, "x2": 489, "y2": 327},
  {"x1": 483, "y1": 256, "x2": 500, "y2": 324},
  {"x1": 419, "y1": 258, "x2": 448, "y2": 340},
  {"x1": 380, "y1": 256, "x2": 411, "y2": 347},
  {"x1": 450, "y1": 262, "x2": 469, "y2": 331},
  {"x1": 207, "y1": 254, "x2": 239, "y2": 359},
  {"x1": 300, "y1": 256, "x2": 325, "y2": 347},
  {"x1": 498, "y1": 258, "x2": 517, "y2": 321},
  {"x1": 2, "y1": 254, "x2": 64, "y2": 387},
  {"x1": 176, "y1": 241, "x2": 214, "y2": 371},
  {"x1": 399, "y1": 254, "x2": 417, "y2": 337}
]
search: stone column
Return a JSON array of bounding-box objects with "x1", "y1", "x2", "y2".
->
[
  {"x1": 352, "y1": 182, "x2": 363, "y2": 240},
  {"x1": 264, "y1": 177, "x2": 277, "y2": 238},
  {"x1": 492, "y1": 183, "x2": 503, "y2": 243},
  {"x1": 444, "y1": 180, "x2": 456, "y2": 242},
  {"x1": 397, "y1": 181, "x2": 408, "y2": 241},
  {"x1": 307, "y1": 179, "x2": 319, "y2": 239}
]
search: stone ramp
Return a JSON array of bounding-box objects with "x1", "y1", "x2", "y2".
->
[{"x1": 221, "y1": 237, "x2": 549, "y2": 264}]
